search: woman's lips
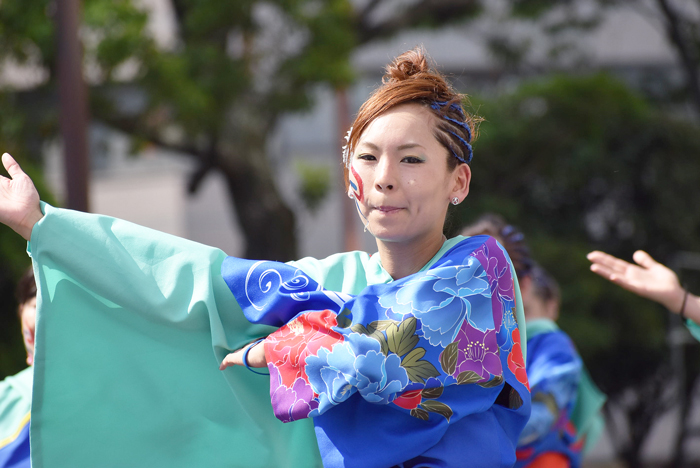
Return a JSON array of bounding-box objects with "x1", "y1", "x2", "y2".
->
[{"x1": 375, "y1": 206, "x2": 403, "y2": 214}]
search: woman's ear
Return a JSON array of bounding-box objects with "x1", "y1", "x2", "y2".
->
[{"x1": 450, "y1": 163, "x2": 471, "y2": 203}]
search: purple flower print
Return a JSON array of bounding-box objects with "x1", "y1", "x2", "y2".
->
[
  {"x1": 454, "y1": 322, "x2": 502, "y2": 380},
  {"x1": 269, "y1": 365, "x2": 319, "y2": 422},
  {"x1": 471, "y1": 239, "x2": 515, "y2": 334}
]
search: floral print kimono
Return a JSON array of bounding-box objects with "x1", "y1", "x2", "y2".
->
[
  {"x1": 223, "y1": 235, "x2": 531, "y2": 468},
  {"x1": 515, "y1": 319, "x2": 606, "y2": 468},
  {"x1": 27, "y1": 205, "x2": 529, "y2": 468}
]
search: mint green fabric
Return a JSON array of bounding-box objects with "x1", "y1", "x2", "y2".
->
[
  {"x1": 524, "y1": 318, "x2": 559, "y2": 337},
  {"x1": 572, "y1": 367, "x2": 606, "y2": 454},
  {"x1": 0, "y1": 366, "x2": 32, "y2": 445},
  {"x1": 290, "y1": 235, "x2": 527, "y2": 360},
  {"x1": 29, "y1": 204, "x2": 321, "y2": 468},
  {"x1": 687, "y1": 320, "x2": 700, "y2": 342},
  {"x1": 525, "y1": 318, "x2": 606, "y2": 454}
]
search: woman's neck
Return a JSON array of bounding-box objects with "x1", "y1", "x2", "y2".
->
[{"x1": 376, "y1": 231, "x2": 446, "y2": 280}]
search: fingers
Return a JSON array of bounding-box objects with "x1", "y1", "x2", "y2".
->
[
  {"x1": 219, "y1": 349, "x2": 244, "y2": 370},
  {"x1": 632, "y1": 250, "x2": 658, "y2": 269},
  {"x1": 587, "y1": 251, "x2": 632, "y2": 275},
  {"x1": 2, "y1": 153, "x2": 23, "y2": 179},
  {"x1": 589, "y1": 262, "x2": 617, "y2": 282},
  {"x1": 219, "y1": 340, "x2": 266, "y2": 371}
]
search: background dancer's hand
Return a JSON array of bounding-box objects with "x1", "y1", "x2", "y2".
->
[
  {"x1": 219, "y1": 339, "x2": 267, "y2": 371},
  {"x1": 0, "y1": 153, "x2": 43, "y2": 240},
  {"x1": 587, "y1": 250, "x2": 685, "y2": 313}
]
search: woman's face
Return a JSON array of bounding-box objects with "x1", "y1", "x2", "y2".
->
[
  {"x1": 349, "y1": 103, "x2": 470, "y2": 245},
  {"x1": 19, "y1": 297, "x2": 36, "y2": 365}
]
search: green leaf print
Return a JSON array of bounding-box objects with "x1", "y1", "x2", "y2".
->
[
  {"x1": 440, "y1": 342, "x2": 459, "y2": 375},
  {"x1": 421, "y1": 386, "x2": 444, "y2": 399},
  {"x1": 404, "y1": 360, "x2": 441, "y2": 384},
  {"x1": 386, "y1": 317, "x2": 419, "y2": 357},
  {"x1": 410, "y1": 407, "x2": 430, "y2": 421},
  {"x1": 420, "y1": 400, "x2": 453, "y2": 423},
  {"x1": 478, "y1": 375, "x2": 504, "y2": 389},
  {"x1": 457, "y1": 370, "x2": 482, "y2": 385}
]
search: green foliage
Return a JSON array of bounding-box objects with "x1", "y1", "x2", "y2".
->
[
  {"x1": 510, "y1": 0, "x2": 561, "y2": 18},
  {"x1": 295, "y1": 161, "x2": 331, "y2": 213},
  {"x1": 453, "y1": 73, "x2": 700, "y2": 396},
  {"x1": 0, "y1": 0, "x2": 55, "y2": 64}
]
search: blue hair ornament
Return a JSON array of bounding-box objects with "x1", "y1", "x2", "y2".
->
[{"x1": 430, "y1": 100, "x2": 473, "y2": 164}]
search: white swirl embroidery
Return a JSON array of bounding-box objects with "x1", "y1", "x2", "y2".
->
[{"x1": 244, "y1": 262, "x2": 316, "y2": 310}]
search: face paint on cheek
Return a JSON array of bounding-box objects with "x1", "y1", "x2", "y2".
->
[{"x1": 349, "y1": 165, "x2": 365, "y2": 203}]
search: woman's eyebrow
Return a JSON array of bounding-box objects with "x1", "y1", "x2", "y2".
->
[
  {"x1": 357, "y1": 142, "x2": 424, "y2": 151},
  {"x1": 357, "y1": 142, "x2": 379, "y2": 151},
  {"x1": 397, "y1": 143, "x2": 424, "y2": 151}
]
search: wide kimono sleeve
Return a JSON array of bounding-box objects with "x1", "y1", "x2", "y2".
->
[
  {"x1": 27, "y1": 204, "x2": 321, "y2": 468},
  {"x1": 223, "y1": 235, "x2": 531, "y2": 468}
]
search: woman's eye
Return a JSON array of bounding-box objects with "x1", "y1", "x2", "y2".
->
[
  {"x1": 402, "y1": 156, "x2": 424, "y2": 164},
  {"x1": 357, "y1": 154, "x2": 376, "y2": 161}
]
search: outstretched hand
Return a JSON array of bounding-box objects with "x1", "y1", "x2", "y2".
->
[
  {"x1": 0, "y1": 153, "x2": 43, "y2": 240},
  {"x1": 587, "y1": 250, "x2": 685, "y2": 313},
  {"x1": 219, "y1": 340, "x2": 267, "y2": 371}
]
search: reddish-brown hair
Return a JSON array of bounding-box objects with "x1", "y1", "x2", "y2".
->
[
  {"x1": 15, "y1": 267, "x2": 36, "y2": 317},
  {"x1": 344, "y1": 47, "x2": 481, "y2": 184}
]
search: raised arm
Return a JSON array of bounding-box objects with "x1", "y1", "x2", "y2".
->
[
  {"x1": 587, "y1": 250, "x2": 700, "y2": 325},
  {"x1": 0, "y1": 153, "x2": 43, "y2": 240}
]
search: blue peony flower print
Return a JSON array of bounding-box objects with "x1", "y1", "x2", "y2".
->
[
  {"x1": 355, "y1": 351, "x2": 407, "y2": 404},
  {"x1": 378, "y1": 257, "x2": 493, "y2": 347},
  {"x1": 497, "y1": 307, "x2": 518, "y2": 352},
  {"x1": 305, "y1": 333, "x2": 410, "y2": 414}
]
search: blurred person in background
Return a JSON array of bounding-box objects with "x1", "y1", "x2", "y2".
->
[
  {"x1": 462, "y1": 214, "x2": 605, "y2": 468},
  {"x1": 0, "y1": 48, "x2": 530, "y2": 468},
  {"x1": 0, "y1": 268, "x2": 36, "y2": 468},
  {"x1": 588, "y1": 250, "x2": 700, "y2": 339}
]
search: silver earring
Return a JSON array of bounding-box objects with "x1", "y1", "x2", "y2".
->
[
  {"x1": 348, "y1": 189, "x2": 354, "y2": 199},
  {"x1": 451, "y1": 197, "x2": 459, "y2": 205}
]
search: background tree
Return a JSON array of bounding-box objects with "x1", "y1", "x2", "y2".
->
[
  {"x1": 485, "y1": 1, "x2": 700, "y2": 115},
  {"x1": 450, "y1": 73, "x2": 700, "y2": 467},
  {"x1": 0, "y1": 0, "x2": 482, "y2": 376}
]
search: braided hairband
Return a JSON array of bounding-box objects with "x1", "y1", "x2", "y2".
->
[
  {"x1": 341, "y1": 100, "x2": 474, "y2": 166},
  {"x1": 430, "y1": 101, "x2": 473, "y2": 164}
]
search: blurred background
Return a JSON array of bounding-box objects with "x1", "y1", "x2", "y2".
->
[{"x1": 1, "y1": 0, "x2": 699, "y2": 466}]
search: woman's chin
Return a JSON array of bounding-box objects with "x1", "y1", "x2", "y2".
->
[{"x1": 371, "y1": 228, "x2": 412, "y2": 244}]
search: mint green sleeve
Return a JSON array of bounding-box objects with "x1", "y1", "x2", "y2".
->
[
  {"x1": 289, "y1": 251, "x2": 373, "y2": 295},
  {"x1": 511, "y1": 265, "x2": 527, "y2": 361},
  {"x1": 687, "y1": 320, "x2": 700, "y2": 342},
  {"x1": 28, "y1": 204, "x2": 320, "y2": 468}
]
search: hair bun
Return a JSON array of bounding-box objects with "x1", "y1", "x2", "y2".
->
[{"x1": 383, "y1": 47, "x2": 430, "y2": 83}]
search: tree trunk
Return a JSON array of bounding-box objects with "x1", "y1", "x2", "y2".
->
[
  {"x1": 218, "y1": 144, "x2": 298, "y2": 262},
  {"x1": 656, "y1": 0, "x2": 700, "y2": 119}
]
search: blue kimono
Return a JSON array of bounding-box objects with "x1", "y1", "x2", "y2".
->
[
  {"x1": 515, "y1": 319, "x2": 605, "y2": 468},
  {"x1": 223, "y1": 235, "x2": 531, "y2": 467},
  {"x1": 27, "y1": 204, "x2": 529, "y2": 468},
  {"x1": 0, "y1": 367, "x2": 32, "y2": 468}
]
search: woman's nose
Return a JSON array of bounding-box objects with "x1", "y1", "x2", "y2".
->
[{"x1": 375, "y1": 159, "x2": 396, "y2": 191}]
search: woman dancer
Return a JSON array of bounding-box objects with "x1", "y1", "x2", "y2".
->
[
  {"x1": 462, "y1": 215, "x2": 605, "y2": 468},
  {"x1": 0, "y1": 48, "x2": 529, "y2": 468}
]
